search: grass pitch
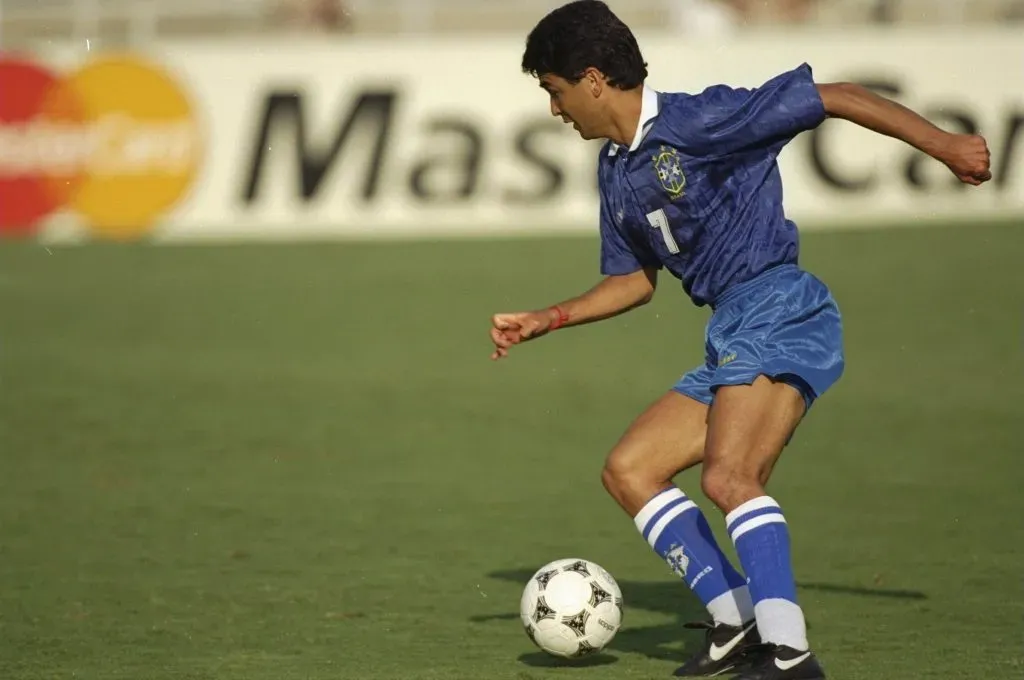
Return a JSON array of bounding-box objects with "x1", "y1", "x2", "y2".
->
[{"x1": 1, "y1": 221, "x2": 1022, "y2": 679}]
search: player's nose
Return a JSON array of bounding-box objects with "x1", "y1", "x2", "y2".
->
[{"x1": 549, "y1": 98, "x2": 561, "y2": 117}]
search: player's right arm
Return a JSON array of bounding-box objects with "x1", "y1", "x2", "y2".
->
[
  {"x1": 489, "y1": 159, "x2": 662, "y2": 361},
  {"x1": 490, "y1": 267, "x2": 657, "y2": 360}
]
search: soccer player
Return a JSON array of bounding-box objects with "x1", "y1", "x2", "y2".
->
[{"x1": 489, "y1": 1, "x2": 992, "y2": 678}]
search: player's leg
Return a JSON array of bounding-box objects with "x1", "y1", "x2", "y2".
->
[
  {"x1": 701, "y1": 377, "x2": 825, "y2": 679},
  {"x1": 698, "y1": 267, "x2": 844, "y2": 680},
  {"x1": 601, "y1": 373, "x2": 759, "y2": 676}
]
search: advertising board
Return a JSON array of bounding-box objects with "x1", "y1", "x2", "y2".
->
[{"x1": 1, "y1": 28, "x2": 1020, "y2": 242}]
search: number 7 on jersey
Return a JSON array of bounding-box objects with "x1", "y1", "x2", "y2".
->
[{"x1": 646, "y1": 209, "x2": 680, "y2": 254}]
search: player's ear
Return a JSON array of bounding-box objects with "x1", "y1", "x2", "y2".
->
[{"x1": 583, "y1": 67, "x2": 605, "y2": 98}]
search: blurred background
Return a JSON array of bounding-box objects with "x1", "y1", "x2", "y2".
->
[
  {"x1": 1, "y1": 0, "x2": 1024, "y2": 44},
  {"x1": 1, "y1": 2, "x2": 1022, "y2": 680}
]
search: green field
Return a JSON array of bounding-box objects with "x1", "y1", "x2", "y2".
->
[{"x1": 1, "y1": 221, "x2": 1022, "y2": 680}]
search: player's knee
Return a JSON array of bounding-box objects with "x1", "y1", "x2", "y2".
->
[
  {"x1": 600, "y1": 454, "x2": 638, "y2": 498},
  {"x1": 601, "y1": 450, "x2": 661, "y2": 513},
  {"x1": 700, "y1": 464, "x2": 763, "y2": 514}
]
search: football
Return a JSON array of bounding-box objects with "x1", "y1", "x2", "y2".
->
[{"x1": 519, "y1": 558, "x2": 624, "y2": 658}]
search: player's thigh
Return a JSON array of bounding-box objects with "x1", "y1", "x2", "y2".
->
[
  {"x1": 603, "y1": 389, "x2": 709, "y2": 486},
  {"x1": 701, "y1": 375, "x2": 806, "y2": 511}
]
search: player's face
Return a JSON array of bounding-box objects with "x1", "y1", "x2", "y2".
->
[{"x1": 538, "y1": 74, "x2": 602, "y2": 140}]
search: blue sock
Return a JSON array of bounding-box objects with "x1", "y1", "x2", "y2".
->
[
  {"x1": 727, "y1": 496, "x2": 809, "y2": 651},
  {"x1": 634, "y1": 486, "x2": 753, "y2": 626}
]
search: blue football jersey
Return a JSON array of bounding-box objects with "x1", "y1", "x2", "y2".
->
[{"x1": 597, "y1": 63, "x2": 827, "y2": 308}]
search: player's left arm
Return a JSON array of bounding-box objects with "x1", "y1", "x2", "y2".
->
[{"x1": 815, "y1": 82, "x2": 992, "y2": 185}]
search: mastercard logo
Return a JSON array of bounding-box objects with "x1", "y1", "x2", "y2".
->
[{"x1": 0, "y1": 53, "x2": 202, "y2": 239}]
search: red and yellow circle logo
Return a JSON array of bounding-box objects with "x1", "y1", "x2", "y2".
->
[{"x1": 0, "y1": 54, "x2": 202, "y2": 239}]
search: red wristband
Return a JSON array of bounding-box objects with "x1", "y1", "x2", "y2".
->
[{"x1": 549, "y1": 305, "x2": 569, "y2": 330}]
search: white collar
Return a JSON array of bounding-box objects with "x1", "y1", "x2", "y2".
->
[{"x1": 608, "y1": 84, "x2": 660, "y2": 156}]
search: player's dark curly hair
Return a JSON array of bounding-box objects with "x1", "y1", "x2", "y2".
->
[{"x1": 521, "y1": 0, "x2": 648, "y2": 90}]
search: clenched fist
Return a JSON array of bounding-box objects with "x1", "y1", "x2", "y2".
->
[
  {"x1": 489, "y1": 308, "x2": 563, "y2": 360},
  {"x1": 938, "y1": 133, "x2": 992, "y2": 186}
]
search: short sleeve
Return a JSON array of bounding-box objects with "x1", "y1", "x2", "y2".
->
[
  {"x1": 598, "y1": 181, "x2": 658, "y2": 276},
  {"x1": 695, "y1": 63, "x2": 826, "y2": 156}
]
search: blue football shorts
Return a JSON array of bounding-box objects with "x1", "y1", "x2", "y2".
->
[{"x1": 672, "y1": 263, "x2": 845, "y2": 411}]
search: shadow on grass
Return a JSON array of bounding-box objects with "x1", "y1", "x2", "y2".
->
[{"x1": 471, "y1": 567, "x2": 926, "y2": 666}]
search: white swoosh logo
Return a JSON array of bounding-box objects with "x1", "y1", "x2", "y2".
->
[
  {"x1": 707, "y1": 622, "x2": 756, "y2": 661},
  {"x1": 775, "y1": 652, "x2": 811, "y2": 671}
]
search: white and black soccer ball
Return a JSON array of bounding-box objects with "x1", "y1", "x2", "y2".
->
[{"x1": 519, "y1": 558, "x2": 623, "y2": 658}]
